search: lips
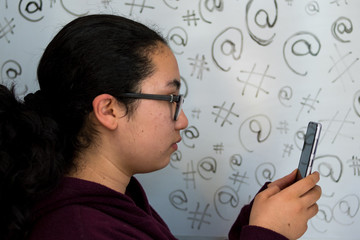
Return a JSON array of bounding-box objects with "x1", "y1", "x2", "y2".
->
[{"x1": 172, "y1": 138, "x2": 182, "y2": 150}]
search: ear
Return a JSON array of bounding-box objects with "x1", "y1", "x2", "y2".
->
[{"x1": 92, "y1": 94, "x2": 123, "y2": 130}]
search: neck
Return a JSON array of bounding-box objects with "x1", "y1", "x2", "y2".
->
[{"x1": 68, "y1": 152, "x2": 131, "y2": 194}]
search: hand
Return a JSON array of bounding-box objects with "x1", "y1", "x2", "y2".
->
[{"x1": 249, "y1": 170, "x2": 322, "y2": 240}]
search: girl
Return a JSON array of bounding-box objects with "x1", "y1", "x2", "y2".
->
[{"x1": 0, "y1": 14, "x2": 321, "y2": 240}]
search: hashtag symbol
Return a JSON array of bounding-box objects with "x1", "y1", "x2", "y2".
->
[
  {"x1": 182, "y1": 10, "x2": 200, "y2": 26},
  {"x1": 213, "y1": 143, "x2": 224, "y2": 154},
  {"x1": 348, "y1": 156, "x2": 360, "y2": 176},
  {"x1": 212, "y1": 102, "x2": 239, "y2": 127},
  {"x1": 182, "y1": 160, "x2": 196, "y2": 189},
  {"x1": 328, "y1": 44, "x2": 358, "y2": 87},
  {"x1": 0, "y1": 17, "x2": 15, "y2": 43},
  {"x1": 191, "y1": 108, "x2": 201, "y2": 119},
  {"x1": 285, "y1": 0, "x2": 294, "y2": 6},
  {"x1": 237, "y1": 64, "x2": 275, "y2": 98},
  {"x1": 277, "y1": 120, "x2": 289, "y2": 134},
  {"x1": 320, "y1": 108, "x2": 355, "y2": 144},
  {"x1": 188, "y1": 54, "x2": 209, "y2": 80},
  {"x1": 102, "y1": 0, "x2": 112, "y2": 8},
  {"x1": 229, "y1": 171, "x2": 248, "y2": 192},
  {"x1": 296, "y1": 88, "x2": 321, "y2": 121},
  {"x1": 187, "y1": 202, "x2": 211, "y2": 230},
  {"x1": 125, "y1": 0, "x2": 154, "y2": 16},
  {"x1": 330, "y1": 0, "x2": 348, "y2": 6},
  {"x1": 282, "y1": 144, "x2": 294, "y2": 157}
]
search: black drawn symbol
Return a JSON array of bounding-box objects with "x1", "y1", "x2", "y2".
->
[
  {"x1": 125, "y1": 0, "x2": 154, "y2": 16},
  {"x1": 102, "y1": 0, "x2": 112, "y2": 8},
  {"x1": 276, "y1": 120, "x2": 289, "y2": 134},
  {"x1": 182, "y1": 10, "x2": 200, "y2": 26},
  {"x1": 213, "y1": 143, "x2": 224, "y2": 154},
  {"x1": 283, "y1": 31, "x2": 321, "y2": 76},
  {"x1": 255, "y1": 162, "x2": 276, "y2": 186},
  {"x1": 211, "y1": 27, "x2": 243, "y2": 72},
  {"x1": 305, "y1": 1, "x2": 320, "y2": 15},
  {"x1": 285, "y1": 0, "x2": 294, "y2": 6},
  {"x1": 187, "y1": 202, "x2": 211, "y2": 230},
  {"x1": 330, "y1": 0, "x2": 348, "y2": 6},
  {"x1": 319, "y1": 108, "x2": 354, "y2": 144},
  {"x1": 310, "y1": 204, "x2": 333, "y2": 233},
  {"x1": 162, "y1": 0, "x2": 179, "y2": 9},
  {"x1": 333, "y1": 195, "x2": 360, "y2": 225},
  {"x1": 60, "y1": 0, "x2": 89, "y2": 16},
  {"x1": 282, "y1": 144, "x2": 294, "y2": 157},
  {"x1": 50, "y1": 0, "x2": 56, "y2": 8},
  {"x1": 19, "y1": 0, "x2": 44, "y2": 22},
  {"x1": 212, "y1": 102, "x2": 239, "y2": 127},
  {"x1": 237, "y1": 64, "x2": 275, "y2": 98},
  {"x1": 348, "y1": 156, "x2": 360, "y2": 176},
  {"x1": 181, "y1": 125, "x2": 200, "y2": 149},
  {"x1": 0, "y1": 17, "x2": 15, "y2": 43},
  {"x1": 188, "y1": 54, "x2": 210, "y2": 80},
  {"x1": 296, "y1": 88, "x2": 321, "y2": 121},
  {"x1": 353, "y1": 90, "x2": 360, "y2": 118},
  {"x1": 229, "y1": 154, "x2": 243, "y2": 171},
  {"x1": 169, "y1": 189, "x2": 188, "y2": 211},
  {"x1": 245, "y1": 0, "x2": 278, "y2": 46},
  {"x1": 229, "y1": 171, "x2": 248, "y2": 191},
  {"x1": 4, "y1": 0, "x2": 8, "y2": 8},
  {"x1": 197, "y1": 157, "x2": 217, "y2": 180},
  {"x1": 314, "y1": 155, "x2": 343, "y2": 183},
  {"x1": 311, "y1": 194, "x2": 360, "y2": 233},
  {"x1": 239, "y1": 114, "x2": 271, "y2": 152},
  {"x1": 214, "y1": 186, "x2": 239, "y2": 220},
  {"x1": 294, "y1": 126, "x2": 307, "y2": 150},
  {"x1": 1, "y1": 60, "x2": 28, "y2": 96},
  {"x1": 198, "y1": 0, "x2": 224, "y2": 24},
  {"x1": 191, "y1": 108, "x2": 201, "y2": 119},
  {"x1": 328, "y1": 43, "x2": 359, "y2": 85},
  {"x1": 167, "y1": 26, "x2": 188, "y2": 55},
  {"x1": 331, "y1": 17, "x2": 353, "y2": 43},
  {"x1": 278, "y1": 86, "x2": 293, "y2": 107},
  {"x1": 170, "y1": 150, "x2": 182, "y2": 169},
  {"x1": 1, "y1": 60, "x2": 22, "y2": 83},
  {"x1": 182, "y1": 160, "x2": 196, "y2": 189},
  {"x1": 180, "y1": 76, "x2": 189, "y2": 98}
]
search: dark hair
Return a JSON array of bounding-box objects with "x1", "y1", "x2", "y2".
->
[{"x1": 0, "y1": 14, "x2": 167, "y2": 239}]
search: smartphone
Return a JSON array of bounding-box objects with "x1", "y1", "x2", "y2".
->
[{"x1": 296, "y1": 121, "x2": 322, "y2": 181}]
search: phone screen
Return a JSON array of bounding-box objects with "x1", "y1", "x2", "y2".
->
[{"x1": 296, "y1": 122, "x2": 321, "y2": 180}]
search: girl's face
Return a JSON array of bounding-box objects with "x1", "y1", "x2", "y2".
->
[{"x1": 114, "y1": 44, "x2": 189, "y2": 175}]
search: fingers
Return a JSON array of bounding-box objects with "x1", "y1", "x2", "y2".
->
[
  {"x1": 260, "y1": 184, "x2": 281, "y2": 199},
  {"x1": 307, "y1": 203, "x2": 319, "y2": 219},
  {"x1": 268, "y1": 169, "x2": 297, "y2": 190},
  {"x1": 301, "y1": 185, "x2": 322, "y2": 208},
  {"x1": 287, "y1": 171, "x2": 320, "y2": 197}
]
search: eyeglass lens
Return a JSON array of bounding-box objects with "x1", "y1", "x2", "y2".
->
[{"x1": 174, "y1": 95, "x2": 184, "y2": 120}]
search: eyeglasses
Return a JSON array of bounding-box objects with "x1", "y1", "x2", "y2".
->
[{"x1": 118, "y1": 93, "x2": 184, "y2": 121}]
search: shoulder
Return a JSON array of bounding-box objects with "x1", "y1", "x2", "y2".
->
[{"x1": 29, "y1": 204, "x2": 111, "y2": 240}]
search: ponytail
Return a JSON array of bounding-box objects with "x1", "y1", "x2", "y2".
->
[{"x1": 0, "y1": 84, "x2": 64, "y2": 239}]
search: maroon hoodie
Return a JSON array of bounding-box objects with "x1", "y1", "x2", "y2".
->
[{"x1": 29, "y1": 177, "x2": 287, "y2": 240}]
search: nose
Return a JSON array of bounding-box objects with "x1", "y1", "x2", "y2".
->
[{"x1": 176, "y1": 109, "x2": 188, "y2": 130}]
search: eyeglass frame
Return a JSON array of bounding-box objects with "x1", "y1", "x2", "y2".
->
[{"x1": 118, "y1": 93, "x2": 184, "y2": 121}]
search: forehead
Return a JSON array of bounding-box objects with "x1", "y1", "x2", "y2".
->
[{"x1": 140, "y1": 44, "x2": 181, "y2": 92}]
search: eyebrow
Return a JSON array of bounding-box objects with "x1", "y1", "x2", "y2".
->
[{"x1": 167, "y1": 79, "x2": 181, "y2": 90}]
